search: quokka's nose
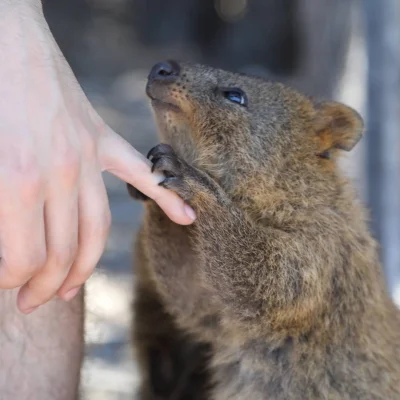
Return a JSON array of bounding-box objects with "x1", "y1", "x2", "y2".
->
[{"x1": 148, "y1": 60, "x2": 180, "y2": 83}]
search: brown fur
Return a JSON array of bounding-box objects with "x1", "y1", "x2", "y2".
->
[{"x1": 129, "y1": 61, "x2": 400, "y2": 400}]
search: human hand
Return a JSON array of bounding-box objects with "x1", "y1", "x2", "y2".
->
[{"x1": 0, "y1": 1, "x2": 195, "y2": 313}]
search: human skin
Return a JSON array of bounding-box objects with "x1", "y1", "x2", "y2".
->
[
  {"x1": 0, "y1": 0, "x2": 195, "y2": 312},
  {"x1": 0, "y1": 289, "x2": 84, "y2": 399},
  {"x1": 0, "y1": 1, "x2": 194, "y2": 398}
]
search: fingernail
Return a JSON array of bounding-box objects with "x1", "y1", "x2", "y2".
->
[
  {"x1": 21, "y1": 306, "x2": 38, "y2": 314},
  {"x1": 63, "y1": 287, "x2": 81, "y2": 301},
  {"x1": 184, "y1": 204, "x2": 196, "y2": 221}
]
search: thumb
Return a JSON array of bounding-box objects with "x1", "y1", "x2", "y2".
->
[{"x1": 98, "y1": 128, "x2": 196, "y2": 225}]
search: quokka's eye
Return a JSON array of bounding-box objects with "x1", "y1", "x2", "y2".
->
[{"x1": 221, "y1": 88, "x2": 247, "y2": 107}]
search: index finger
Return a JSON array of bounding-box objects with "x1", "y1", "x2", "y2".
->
[{"x1": 98, "y1": 129, "x2": 196, "y2": 225}]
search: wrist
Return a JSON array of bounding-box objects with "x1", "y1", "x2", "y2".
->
[
  {"x1": 0, "y1": 0, "x2": 44, "y2": 18},
  {"x1": 0, "y1": 0, "x2": 50, "y2": 56}
]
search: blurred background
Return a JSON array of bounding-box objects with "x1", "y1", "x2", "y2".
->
[{"x1": 42, "y1": 0, "x2": 400, "y2": 398}]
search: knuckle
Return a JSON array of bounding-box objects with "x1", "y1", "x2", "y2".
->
[
  {"x1": 19, "y1": 173, "x2": 43, "y2": 202},
  {"x1": 83, "y1": 208, "x2": 112, "y2": 238},
  {"x1": 21, "y1": 251, "x2": 47, "y2": 273},
  {"x1": 0, "y1": 268, "x2": 28, "y2": 288},
  {"x1": 0, "y1": 150, "x2": 41, "y2": 191},
  {"x1": 51, "y1": 132, "x2": 81, "y2": 185},
  {"x1": 8, "y1": 164, "x2": 43, "y2": 203},
  {"x1": 31, "y1": 250, "x2": 48, "y2": 270},
  {"x1": 26, "y1": 280, "x2": 57, "y2": 301},
  {"x1": 56, "y1": 149, "x2": 80, "y2": 185},
  {"x1": 69, "y1": 267, "x2": 93, "y2": 285},
  {"x1": 12, "y1": 151, "x2": 39, "y2": 176},
  {"x1": 80, "y1": 132, "x2": 97, "y2": 159},
  {"x1": 23, "y1": 251, "x2": 46, "y2": 271},
  {"x1": 49, "y1": 247, "x2": 77, "y2": 269},
  {"x1": 1, "y1": 252, "x2": 46, "y2": 286}
]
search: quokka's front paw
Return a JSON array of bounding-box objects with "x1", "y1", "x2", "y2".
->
[
  {"x1": 146, "y1": 143, "x2": 199, "y2": 202},
  {"x1": 147, "y1": 144, "x2": 222, "y2": 202},
  {"x1": 126, "y1": 143, "x2": 198, "y2": 203}
]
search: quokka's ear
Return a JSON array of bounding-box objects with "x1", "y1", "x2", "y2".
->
[{"x1": 313, "y1": 101, "x2": 364, "y2": 158}]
